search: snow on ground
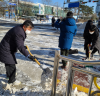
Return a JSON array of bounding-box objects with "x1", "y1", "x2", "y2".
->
[
  {"x1": 32, "y1": 20, "x2": 51, "y2": 25},
  {"x1": 0, "y1": 17, "x2": 84, "y2": 25},
  {"x1": 0, "y1": 23, "x2": 100, "y2": 96},
  {"x1": 0, "y1": 17, "x2": 52, "y2": 24},
  {"x1": 0, "y1": 17, "x2": 15, "y2": 22}
]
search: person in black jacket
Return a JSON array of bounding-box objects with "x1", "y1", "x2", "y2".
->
[
  {"x1": 0, "y1": 20, "x2": 35, "y2": 85},
  {"x1": 52, "y1": 16, "x2": 55, "y2": 27},
  {"x1": 83, "y1": 20, "x2": 93, "y2": 60},
  {"x1": 83, "y1": 25, "x2": 100, "y2": 60},
  {"x1": 83, "y1": 20, "x2": 93, "y2": 40}
]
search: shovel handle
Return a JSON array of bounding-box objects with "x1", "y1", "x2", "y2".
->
[
  {"x1": 26, "y1": 45, "x2": 41, "y2": 66},
  {"x1": 26, "y1": 45, "x2": 34, "y2": 56},
  {"x1": 34, "y1": 58, "x2": 41, "y2": 66},
  {"x1": 87, "y1": 44, "x2": 91, "y2": 61}
]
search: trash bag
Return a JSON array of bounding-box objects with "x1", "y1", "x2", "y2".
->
[{"x1": 69, "y1": 49, "x2": 78, "y2": 54}]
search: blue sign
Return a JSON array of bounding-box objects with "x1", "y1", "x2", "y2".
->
[
  {"x1": 68, "y1": 2, "x2": 79, "y2": 8},
  {"x1": 9, "y1": 3, "x2": 16, "y2": 6},
  {"x1": 5, "y1": 11, "x2": 9, "y2": 18}
]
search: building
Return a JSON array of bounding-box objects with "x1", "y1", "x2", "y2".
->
[
  {"x1": 96, "y1": 0, "x2": 100, "y2": 17},
  {"x1": 0, "y1": 0, "x2": 66, "y2": 18},
  {"x1": 18, "y1": 1, "x2": 66, "y2": 18}
]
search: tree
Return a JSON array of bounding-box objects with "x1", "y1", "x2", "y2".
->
[
  {"x1": 0, "y1": 1, "x2": 8, "y2": 17},
  {"x1": 91, "y1": 13, "x2": 97, "y2": 20},
  {"x1": 79, "y1": 4, "x2": 93, "y2": 18},
  {"x1": 18, "y1": 0, "x2": 34, "y2": 16},
  {"x1": 41, "y1": 0, "x2": 52, "y2": 6}
]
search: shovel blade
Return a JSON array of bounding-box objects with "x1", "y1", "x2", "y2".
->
[{"x1": 42, "y1": 68, "x2": 52, "y2": 78}]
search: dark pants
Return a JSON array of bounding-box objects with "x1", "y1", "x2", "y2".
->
[
  {"x1": 85, "y1": 46, "x2": 89, "y2": 58},
  {"x1": 5, "y1": 64, "x2": 16, "y2": 83},
  {"x1": 61, "y1": 49, "x2": 69, "y2": 66},
  {"x1": 84, "y1": 40, "x2": 91, "y2": 58},
  {"x1": 91, "y1": 48, "x2": 99, "y2": 56}
]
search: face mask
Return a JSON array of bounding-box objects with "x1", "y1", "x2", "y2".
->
[
  {"x1": 25, "y1": 30, "x2": 31, "y2": 34},
  {"x1": 89, "y1": 32, "x2": 94, "y2": 34}
]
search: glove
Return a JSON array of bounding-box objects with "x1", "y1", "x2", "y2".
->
[
  {"x1": 62, "y1": 18, "x2": 66, "y2": 22},
  {"x1": 24, "y1": 46, "x2": 27, "y2": 49},
  {"x1": 57, "y1": 19, "x2": 60, "y2": 23},
  {"x1": 89, "y1": 50, "x2": 92, "y2": 53},
  {"x1": 28, "y1": 55, "x2": 36, "y2": 61},
  {"x1": 90, "y1": 45, "x2": 94, "y2": 50}
]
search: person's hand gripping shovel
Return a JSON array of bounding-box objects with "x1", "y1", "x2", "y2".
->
[{"x1": 25, "y1": 45, "x2": 52, "y2": 77}]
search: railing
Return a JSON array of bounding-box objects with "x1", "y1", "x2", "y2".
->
[{"x1": 51, "y1": 50, "x2": 100, "y2": 96}]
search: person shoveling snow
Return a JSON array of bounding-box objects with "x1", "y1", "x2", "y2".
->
[
  {"x1": 83, "y1": 25, "x2": 100, "y2": 61},
  {"x1": 0, "y1": 20, "x2": 35, "y2": 85}
]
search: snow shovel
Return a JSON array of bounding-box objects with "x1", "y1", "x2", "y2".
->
[
  {"x1": 85, "y1": 44, "x2": 93, "y2": 68},
  {"x1": 25, "y1": 45, "x2": 52, "y2": 75},
  {"x1": 88, "y1": 44, "x2": 91, "y2": 61}
]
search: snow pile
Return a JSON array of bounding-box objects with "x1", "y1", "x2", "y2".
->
[
  {"x1": 71, "y1": 87, "x2": 87, "y2": 96},
  {"x1": 41, "y1": 71, "x2": 52, "y2": 89},
  {"x1": 0, "y1": 64, "x2": 51, "y2": 96},
  {"x1": 0, "y1": 61, "x2": 90, "y2": 96},
  {"x1": 56, "y1": 62, "x2": 70, "y2": 94},
  {"x1": 17, "y1": 19, "x2": 25, "y2": 23}
]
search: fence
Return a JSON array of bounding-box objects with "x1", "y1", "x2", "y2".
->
[{"x1": 51, "y1": 50, "x2": 100, "y2": 96}]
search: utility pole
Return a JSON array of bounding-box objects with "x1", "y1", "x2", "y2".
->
[
  {"x1": 57, "y1": 2, "x2": 58, "y2": 18},
  {"x1": 17, "y1": 0, "x2": 19, "y2": 21},
  {"x1": 54, "y1": 2, "x2": 59, "y2": 18},
  {"x1": 63, "y1": 1, "x2": 66, "y2": 17}
]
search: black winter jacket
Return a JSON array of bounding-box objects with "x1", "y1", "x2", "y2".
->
[
  {"x1": 84, "y1": 27, "x2": 100, "y2": 54},
  {"x1": 0, "y1": 25, "x2": 29, "y2": 64}
]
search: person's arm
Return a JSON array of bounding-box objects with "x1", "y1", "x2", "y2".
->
[
  {"x1": 15, "y1": 31, "x2": 36, "y2": 61},
  {"x1": 15, "y1": 32, "x2": 29, "y2": 57},
  {"x1": 91, "y1": 39, "x2": 97, "y2": 50},
  {"x1": 91, "y1": 29, "x2": 99, "y2": 50},
  {"x1": 74, "y1": 26, "x2": 77, "y2": 36},
  {"x1": 54, "y1": 19, "x2": 61, "y2": 28}
]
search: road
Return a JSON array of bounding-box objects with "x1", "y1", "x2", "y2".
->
[{"x1": 0, "y1": 19, "x2": 82, "y2": 28}]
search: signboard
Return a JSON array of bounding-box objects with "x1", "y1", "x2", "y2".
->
[
  {"x1": 9, "y1": 3, "x2": 16, "y2": 5},
  {"x1": 5, "y1": 10, "x2": 8, "y2": 11},
  {"x1": 5, "y1": 11, "x2": 9, "y2": 18},
  {"x1": 68, "y1": 2, "x2": 79, "y2": 8}
]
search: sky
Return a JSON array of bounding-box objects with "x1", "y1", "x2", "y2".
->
[{"x1": 33, "y1": 0, "x2": 97, "y2": 13}]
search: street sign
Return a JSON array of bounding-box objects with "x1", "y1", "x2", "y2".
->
[
  {"x1": 5, "y1": 11, "x2": 9, "y2": 18},
  {"x1": 9, "y1": 3, "x2": 16, "y2": 5},
  {"x1": 5, "y1": 10, "x2": 8, "y2": 11},
  {"x1": 68, "y1": 2, "x2": 79, "y2": 8}
]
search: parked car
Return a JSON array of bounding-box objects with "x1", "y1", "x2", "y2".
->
[
  {"x1": 19, "y1": 16, "x2": 36, "y2": 21},
  {"x1": 41, "y1": 18, "x2": 46, "y2": 22}
]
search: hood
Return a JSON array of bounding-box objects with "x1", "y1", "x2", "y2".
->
[{"x1": 65, "y1": 17, "x2": 76, "y2": 26}]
